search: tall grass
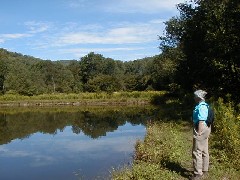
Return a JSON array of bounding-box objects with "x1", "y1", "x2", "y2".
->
[
  {"x1": 112, "y1": 122, "x2": 193, "y2": 180},
  {"x1": 0, "y1": 91, "x2": 166, "y2": 101}
]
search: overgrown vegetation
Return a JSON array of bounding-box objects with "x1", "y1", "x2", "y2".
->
[
  {"x1": 0, "y1": 91, "x2": 166, "y2": 106},
  {"x1": 211, "y1": 98, "x2": 240, "y2": 171},
  {"x1": 112, "y1": 122, "x2": 192, "y2": 180},
  {"x1": 112, "y1": 97, "x2": 240, "y2": 180}
]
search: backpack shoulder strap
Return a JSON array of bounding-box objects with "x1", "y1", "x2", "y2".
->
[{"x1": 199, "y1": 102, "x2": 209, "y2": 108}]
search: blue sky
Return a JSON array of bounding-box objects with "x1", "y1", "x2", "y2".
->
[{"x1": 0, "y1": 0, "x2": 185, "y2": 61}]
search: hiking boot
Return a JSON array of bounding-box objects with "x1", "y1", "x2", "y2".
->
[
  {"x1": 190, "y1": 174, "x2": 203, "y2": 180},
  {"x1": 202, "y1": 171, "x2": 208, "y2": 178}
]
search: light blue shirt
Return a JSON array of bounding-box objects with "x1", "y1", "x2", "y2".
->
[{"x1": 193, "y1": 101, "x2": 208, "y2": 125}]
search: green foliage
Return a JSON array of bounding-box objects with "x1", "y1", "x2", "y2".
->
[
  {"x1": 79, "y1": 52, "x2": 105, "y2": 85},
  {"x1": 66, "y1": 60, "x2": 83, "y2": 92},
  {"x1": 150, "y1": 54, "x2": 180, "y2": 91},
  {"x1": 160, "y1": 0, "x2": 240, "y2": 102},
  {"x1": 0, "y1": 91, "x2": 166, "y2": 105},
  {"x1": 4, "y1": 61, "x2": 38, "y2": 95},
  {"x1": 86, "y1": 74, "x2": 123, "y2": 93},
  {"x1": 211, "y1": 98, "x2": 240, "y2": 170},
  {"x1": 0, "y1": 48, "x2": 182, "y2": 95},
  {"x1": 112, "y1": 122, "x2": 192, "y2": 180},
  {"x1": 112, "y1": 162, "x2": 179, "y2": 180},
  {"x1": 123, "y1": 57, "x2": 155, "y2": 91}
]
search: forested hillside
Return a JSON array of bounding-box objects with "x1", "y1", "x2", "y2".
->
[
  {"x1": 0, "y1": 0, "x2": 239, "y2": 104},
  {"x1": 0, "y1": 48, "x2": 174, "y2": 95}
]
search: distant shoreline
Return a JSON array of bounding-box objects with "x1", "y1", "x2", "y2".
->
[
  {"x1": 0, "y1": 91, "x2": 166, "y2": 107},
  {"x1": 0, "y1": 99, "x2": 151, "y2": 107}
]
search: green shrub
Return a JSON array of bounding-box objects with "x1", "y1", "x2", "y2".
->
[{"x1": 211, "y1": 98, "x2": 240, "y2": 170}]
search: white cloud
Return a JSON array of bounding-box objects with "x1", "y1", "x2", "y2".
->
[
  {"x1": 67, "y1": 0, "x2": 185, "y2": 14},
  {"x1": 67, "y1": 0, "x2": 89, "y2": 8},
  {"x1": 0, "y1": 21, "x2": 50, "y2": 44},
  {"x1": 0, "y1": 33, "x2": 32, "y2": 43},
  {"x1": 55, "y1": 136, "x2": 138, "y2": 153},
  {"x1": 24, "y1": 21, "x2": 51, "y2": 33},
  {"x1": 150, "y1": 19, "x2": 166, "y2": 24},
  {"x1": 0, "y1": 146, "x2": 34, "y2": 158},
  {"x1": 0, "y1": 146, "x2": 56, "y2": 167},
  {"x1": 0, "y1": 0, "x2": 185, "y2": 60},
  {"x1": 24, "y1": 19, "x2": 162, "y2": 61},
  {"x1": 58, "y1": 47, "x2": 145, "y2": 58},
  {"x1": 0, "y1": 34, "x2": 30, "y2": 39},
  {"x1": 0, "y1": 16, "x2": 165, "y2": 61},
  {"x1": 51, "y1": 22, "x2": 160, "y2": 46},
  {"x1": 101, "y1": 0, "x2": 185, "y2": 13},
  {"x1": 62, "y1": 47, "x2": 145, "y2": 53},
  {"x1": 30, "y1": 155, "x2": 56, "y2": 167}
]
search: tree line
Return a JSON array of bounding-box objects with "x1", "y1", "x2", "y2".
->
[
  {"x1": 160, "y1": 0, "x2": 240, "y2": 103},
  {"x1": 0, "y1": 48, "x2": 173, "y2": 95},
  {"x1": 0, "y1": 0, "x2": 239, "y2": 103}
]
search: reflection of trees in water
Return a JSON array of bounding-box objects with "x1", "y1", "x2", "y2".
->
[{"x1": 0, "y1": 106, "x2": 156, "y2": 145}]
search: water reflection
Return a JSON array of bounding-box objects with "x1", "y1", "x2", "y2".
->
[{"x1": 0, "y1": 106, "x2": 156, "y2": 180}]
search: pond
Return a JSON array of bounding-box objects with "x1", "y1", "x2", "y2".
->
[{"x1": 0, "y1": 106, "x2": 158, "y2": 180}]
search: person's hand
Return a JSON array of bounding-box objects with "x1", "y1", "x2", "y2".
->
[{"x1": 198, "y1": 121, "x2": 205, "y2": 135}]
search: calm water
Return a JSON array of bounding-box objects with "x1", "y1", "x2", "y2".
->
[{"x1": 0, "y1": 106, "x2": 157, "y2": 180}]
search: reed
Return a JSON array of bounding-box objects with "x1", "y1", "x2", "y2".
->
[{"x1": 0, "y1": 91, "x2": 166, "y2": 101}]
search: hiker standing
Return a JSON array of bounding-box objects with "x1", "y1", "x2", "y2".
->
[{"x1": 191, "y1": 90, "x2": 211, "y2": 180}]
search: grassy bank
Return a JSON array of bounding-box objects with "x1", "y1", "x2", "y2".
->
[
  {"x1": 0, "y1": 91, "x2": 166, "y2": 106},
  {"x1": 112, "y1": 121, "x2": 193, "y2": 180},
  {"x1": 112, "y1": 97, "x2": 240, "y2": 180}
]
